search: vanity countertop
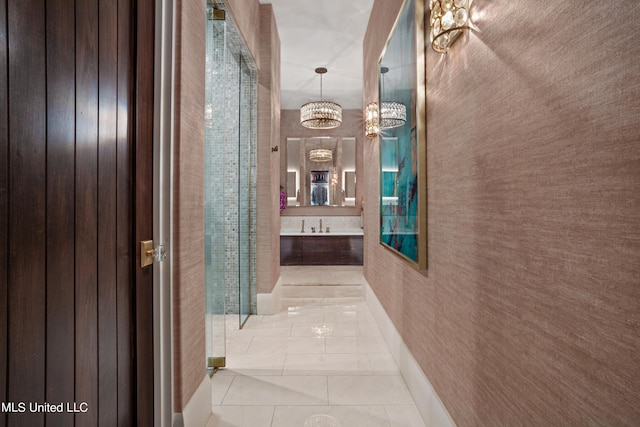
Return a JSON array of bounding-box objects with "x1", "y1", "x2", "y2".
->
[{"x1": 280, "y1": 229, "x2": 363, "y2": 237}]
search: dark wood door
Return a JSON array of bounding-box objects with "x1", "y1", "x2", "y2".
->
[{"x1": 0, "y1": 0, "x2": 154, "y2": 425}]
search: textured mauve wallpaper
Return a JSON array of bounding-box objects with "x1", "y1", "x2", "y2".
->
[
  {"x1": 256, "y1": 4, "x2": 282, "y2": 294},
  {"x1": 364, "y1": 0, "x2": 640, "y2": 425},
  {"x1": 173, "y1": 0, "x2": 206, "y2": 411}
]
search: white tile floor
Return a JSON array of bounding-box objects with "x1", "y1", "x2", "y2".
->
[{"x1": 207, "y1": 286, "x2": 427, "y2": 426}]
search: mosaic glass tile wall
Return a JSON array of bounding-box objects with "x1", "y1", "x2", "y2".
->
[{"x1": 205, "y1": 5, "x2": 257, "y2": 323}]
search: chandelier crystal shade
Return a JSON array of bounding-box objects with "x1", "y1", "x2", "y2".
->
[
  {"x1": 309, "y1": 149, "x2": 333, "y2": 162},
  {"x1": 380, "y1": 101, "x2": 406, "y2": 129},
  {"x1": 429, "y1": 0, "x2": 470, "y2": 53},
  {"x1": 300, "y1": 67, "x2": 342, "y2": 129},
  {"x1": 300, "y1": 101, "x2": 342, "y2": 129},
  {"x1": 379, "y1": 67, "x2": 406, "y2": 130}
]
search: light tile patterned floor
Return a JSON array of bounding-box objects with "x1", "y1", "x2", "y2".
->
[{"x1": 207, "y1": 295, "x2": 426, "y2": 427}]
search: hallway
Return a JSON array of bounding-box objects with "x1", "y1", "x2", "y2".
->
[{"x1": 207, "y1": 267, "x2": 426, "y2": 427}]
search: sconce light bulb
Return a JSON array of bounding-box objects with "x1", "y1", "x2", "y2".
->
[{"x1": 430, "y1": 0, "x2": 470, "y2": 53}]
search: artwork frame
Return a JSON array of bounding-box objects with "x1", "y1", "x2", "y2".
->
[{"x1": 378, "y1": 0, "x2": 427, "y2": 270}]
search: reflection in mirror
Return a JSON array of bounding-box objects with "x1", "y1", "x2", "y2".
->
[
  {"x1": 286, "y1": 138, "x2": 301, "y2": 204},
  {"x1": 286, "y1": 136, "x2": 356, "y2": 207},
  {"x1": 342, "y1": 139, "x2": 356, "y2": 206},
  {"x1": 345, "y1": 172, "x2": 356, "y2": 199},
  {"x1": 286, "y1": 171, "x2": 296, "y2": 197}
]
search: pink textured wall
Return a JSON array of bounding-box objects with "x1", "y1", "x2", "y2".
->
[
  {"x1": 172, "y1": 0, "x2": 206, "y2": 411},
  {"x1": 257, "y1": 4, "x2": 282, "y2": 293},
  {"x1": 226, "y1": 0, "x2": 281, "y2": 293},
  {"x1": 225, "y1": 0, "x2": 261, "y2": 69},
  {"x1": 363, "y1": 0, "x2": 640, "y2": 425}
]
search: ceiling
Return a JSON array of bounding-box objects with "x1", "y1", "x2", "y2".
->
[{"x1": 258, "y1": 0, "x2": 375, "y2": 110}]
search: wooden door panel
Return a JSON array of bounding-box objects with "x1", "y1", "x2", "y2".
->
[
  {"x1": 135, "y1": 0, "x2": 155, "y2": 421},
  {"x1": 75, "y1": 0, "x2": 100, "y2": 424},
  {"x1": 45, "y1": 0, "x2": 76, "y2": 425},
  {"x1": 116, "y1": 0, "x2": 135, "y2": 423},
  {"x1": 7, "y1": 0, "x2": 47, "y2": 425},
  {"x1": 0, "y1": 0, "x2": 153, "y2": 425},
  {"x1": 97, "y1": 0, "x2": 120, "y2": 425},
  {"x1": 0, "y1": 0, "x2": 8, "y2": 422}
]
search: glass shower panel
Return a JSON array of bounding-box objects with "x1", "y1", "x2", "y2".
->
[
  {"x1": 205, "y1": 16, "x2": 227, "y2": 368},
  {"x1": 205, "y1": 1, "x2": 257, "y2": 368}
]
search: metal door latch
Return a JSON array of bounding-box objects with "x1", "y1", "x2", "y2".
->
[{"x1": 141, "y1": 240, "x2": 167, "y2": 268}]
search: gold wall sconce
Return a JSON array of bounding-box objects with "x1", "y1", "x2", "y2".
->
[
  {"x1": 365, "y1": 102, "x2": 379, "y2": 139},
  {"x1": 429, "y1": 0, "x2": 470, "y2": 53}
]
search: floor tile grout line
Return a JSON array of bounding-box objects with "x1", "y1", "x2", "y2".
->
[
  {"x1": 325, "y1": 375, "x2": 330, "y2": 406},
  {"x1": 269, "y1": 406, "x2": 276, "y2": 427},
  {"x1": 218, "y1": 375, "x2": 236, "y2": 407}
]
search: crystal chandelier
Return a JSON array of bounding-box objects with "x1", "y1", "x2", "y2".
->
[
  {"x1": 380, "y1": 67, "x2": 406, "y2": 129},
  {"x1": 300, "y1": 68, "x2": 342, "y2": 129},
  {"x1": 429, "y1": 0, "x2": 470, "y2": 53},
  {"x1": 380, "y1": 101, "x2": 406, "y2": 129},
  {"x1": 309, "y1": 149, "x2": 333, "y2": 162}
]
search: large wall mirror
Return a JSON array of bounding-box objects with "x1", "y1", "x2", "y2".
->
[
  {"x1": 378, "y1": 0, "x2": 427, "y2": 269},
  {"x1": 285, "y1": 136, "x2": 357, "y2": 208}
]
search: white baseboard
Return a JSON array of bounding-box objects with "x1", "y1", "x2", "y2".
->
[
  {"x1": 257, "y1": 277, "x2": 283, "y2": 315},
  {"x1": 363, "y1": 280, "x2": 456, "y2": 427},
  {"x1": 173, "y1": 375, "x2": 212, "y2": 427}
]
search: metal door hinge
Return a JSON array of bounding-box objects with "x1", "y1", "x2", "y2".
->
[
  {"x1": 207, "y1": 7, "x2": 225, "y2": 20},
  {"x1": 208, "y1": 357, "x2": 226, "y2": 369},
  {"x1": 141, "y1": 240, "x2": 167, "y2": 268}
]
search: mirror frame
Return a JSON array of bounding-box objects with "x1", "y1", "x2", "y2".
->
[{"x1": 378, "y1": 0, "x2": 427, "y2": 269}]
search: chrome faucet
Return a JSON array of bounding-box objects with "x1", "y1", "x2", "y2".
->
[
  {"x1": 301, "y1": 219, "x2": 305, "y2": 233},
  {"x1": 319, "y1": 218, "x2": 323, "y2": 233}
]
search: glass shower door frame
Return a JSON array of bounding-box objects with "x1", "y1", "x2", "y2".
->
[
  {"x1": 205, "y1": 15, "x2": 227, "y2": 370},
  {"x1": 238, "y1": 54, "x2": 253, "y2": 328}
]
